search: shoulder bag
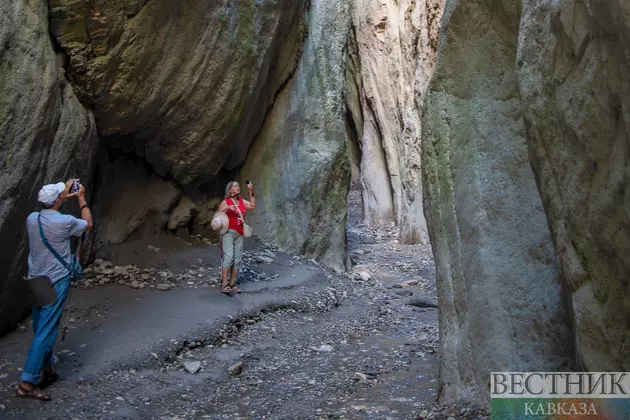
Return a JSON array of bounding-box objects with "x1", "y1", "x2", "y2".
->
[{"x1": 231, "y1": 198, "x2": 252, "y2": 238}]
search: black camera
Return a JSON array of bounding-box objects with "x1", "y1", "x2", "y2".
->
[
  {"x1": 70, "y1": 179, "x2": 80, "y2": 194},
  {"x1": 245, "y1": 180, "x2": 252, "y2": 185}
]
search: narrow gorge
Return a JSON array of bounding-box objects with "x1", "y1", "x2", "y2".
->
[{"x1": 1, "y1": 0, "x2": 628, "y2": 415}]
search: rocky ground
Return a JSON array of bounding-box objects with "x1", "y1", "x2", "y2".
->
[{"x1": 0, "y1": 187, "x2": 489, "y2": 419}]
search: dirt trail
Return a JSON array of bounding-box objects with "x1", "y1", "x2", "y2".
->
[{"x1": 0, "y1": 187, "x2": 486, "y2": 420}]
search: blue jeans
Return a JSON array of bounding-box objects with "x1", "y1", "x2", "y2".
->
[{"x1": 20, "y1": 276, "x2": 70, "y2": 384}]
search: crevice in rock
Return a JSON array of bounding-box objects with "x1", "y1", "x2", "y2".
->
[
  {"x1": 237, "y1": 37, "x2": 308, "y2": 170},
  {"x1": 344, "y1": 23, "x2": 365, "y2": 189},
  {"x1": 223, "y1": 0, "x2": 311, "y2": 171}
]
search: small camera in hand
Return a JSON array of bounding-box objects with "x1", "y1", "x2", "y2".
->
[
  {"x1": 70, "y1": 179, "x2": 80, "y2": 194},
  {"x1": 245, "y1": 180, "x2": 252, "y2": 185}
]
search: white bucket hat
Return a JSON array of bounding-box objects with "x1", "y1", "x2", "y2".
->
[
  {"x1": 211, "y1": 211, "x2": 229, "y2": 235},
  {"x1": 38, "y1": 182, "x2": 66, "y2": 206}
]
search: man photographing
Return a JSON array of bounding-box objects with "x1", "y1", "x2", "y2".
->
[{"x1": 16, "y1": 179, "x2": 92, "y2": 401}]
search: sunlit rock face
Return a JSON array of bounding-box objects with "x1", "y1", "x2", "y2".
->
[{"x1": 347, "y1": 0, "x2": 443, "y2": 245}]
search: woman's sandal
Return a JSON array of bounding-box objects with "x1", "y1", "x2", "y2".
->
[
  {"x1": 222, "y1": 285, "x2": 232, "y2": 295},
  {"x1": 16, "y1": 383, "x2": 51, "y2": 401},
  {"x1": 38, "y1": 371, "x2": 59, "y2": 389},
  {"x1": 230, "y1": 285, "x2": 242, "y2": 294}
]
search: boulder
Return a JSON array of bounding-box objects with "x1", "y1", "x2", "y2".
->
[
  {"x1": 168, "y1": 197, "x2": 197, "y2": 231},
  {"x1": 89, "y1": 158, "x2": 180, "y2": 248}
]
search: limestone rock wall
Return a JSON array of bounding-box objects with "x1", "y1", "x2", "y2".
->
[
  {"x1": 421, "y1": 0, "x2": 573, "y2": 406},
  {"x1": 50, "y1": 0, "x2": 318, "y2": 251},
  {"x1": 424, "y1": 0, "x2": 630, "y2": 406},
  {"x1": 240, "y1": 0, "x2": 352, "y2": 272},
  {"x1": 517, "y1": 0, "x2": 630, "y2": 372},
  {"x1": 348, "y1": 0, "x2": 443, "y2": 244},
  {"x1": 0, "y1": 0, "x2": 99, "y2": 335},
  {"x1": 49, "y1": 0, "x2": 309, "y2": 184}
]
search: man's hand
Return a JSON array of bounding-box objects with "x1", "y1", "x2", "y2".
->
[
  {"x1": 61, "y1": 179, "x2": 76, "y2": 200},
  {"x1": 247, "y1": 182, "x2": 254, "y2": 191},
  {"x1": 78, "y1": 184, "x2": 86, "y2": 199}
]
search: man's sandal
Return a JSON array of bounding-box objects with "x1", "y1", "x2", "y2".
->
[
  {"x1": 16, "y1": 384, "x2": 51, "y2": 401},
  {"x1": 222, "y1": 286, "x2": 232, "y2": 295},
  {"x1": 230, "y1": 285, "x2": 242, "y2": 294},
  {"x1": 38, "y1": 371, "x2": 59, "y2": 389}
]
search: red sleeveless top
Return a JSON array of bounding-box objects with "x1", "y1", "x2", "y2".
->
[{"x1": 225, "y1": 197, "x2": 246, "y2": 234}]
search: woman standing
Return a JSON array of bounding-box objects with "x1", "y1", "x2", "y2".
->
[{"x1": 217, "y1": 181, "x2": 255, "y2": 294}]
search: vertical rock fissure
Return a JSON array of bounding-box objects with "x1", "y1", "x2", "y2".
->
[{"x1": 362, "y1": 96, "x2": 395, "y2": 225}]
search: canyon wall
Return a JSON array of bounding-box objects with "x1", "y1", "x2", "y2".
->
[
  {"x1": 239, "y1": 0, "x2": 352, "y2": 271},
  {"x1": 423, "y1": 0, "x2": 630, "y2": 406},
  {"x1": 347, "y1": 0, "x2": 443, "y2": 244},
  {"x1": 0, "y1": 0, "x2": 99, "y2": 335}
]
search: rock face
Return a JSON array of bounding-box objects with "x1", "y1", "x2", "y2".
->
[
  {"x1": 0, "y1": 0, "x2": 99, "y2": 335},
  {"x1": 424, "y1": 0, "x2": 630, "y2": 407},
  {"x1": 240, "y1": 0, "x2": 352, "y2": 272},
  {"x1": 47, "y1": 0, "x2": 357, "y2": 271},
  {"x1": 517, "y1": 0, "x2": 630, "y2": 372},
  {"x1": 347, "y1": 0, "x2": 443, "y2": 244},
  {"x1": 168, "y1": 197, "x2": 197, "y2": 232},
  {"x1": 49, "y1": 0, "x2": 309, "y2": 184},
  {"x1": 1, "y1": 0, "x2": 364, "y2": 324},
  {"x1": 421, "y1": 0, "x2": 573, "y2": 406},
  {"x1": 89, "y1": 158, "x2": 180, "y2": 248}
]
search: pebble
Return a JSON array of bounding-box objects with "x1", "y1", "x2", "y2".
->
[
  {"x1": 183, "y1": 360, "x2": 201, "y2": 374},
  {"x1": 157, "y1": 284, "x2": 171, "y2": 291},
  {"x1": 18, "y1": 325, "x2": 27, "y2": 332},
  {"x1": 228, "y1": 361, "x2": 243, "y2": 376},
  {"x1": 353, "y1": 372, "x2": 368, "y2": 383},
  {"x1": 311, "y1": 344, "x2": 333, "y2": 352}
]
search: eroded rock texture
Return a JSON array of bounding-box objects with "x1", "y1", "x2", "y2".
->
[
  {"x1": 0, "y1": 0, "x2": 99, "y2": 334},
  {"x1": 49, "y1": 0, "x2": 309, "y2": 184},
  {"x1": 240, "y1": 0, "x2": 352, "y2": 272},
  {"x1": 424, "y1": 0, "x2": 630, "y2": 407},
  {"x1": 422, "y1": 0, "x2": 573, "y2": 406},
  {"x1": 347, "y1": 0, "x2": 443, "y2": 244},
  {"x1": 517, "y1": 0, "x2": 630, "y2": 372}
]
